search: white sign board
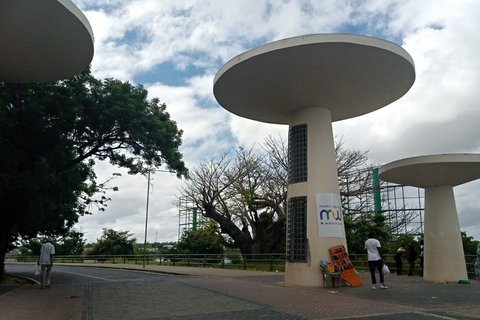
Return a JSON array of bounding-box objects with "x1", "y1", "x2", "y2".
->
[{"x1": 315, "y1": 193, "x2": 345, "y2": 238}]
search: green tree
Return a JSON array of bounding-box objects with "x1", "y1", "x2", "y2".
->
[
  {"x1": 461, "y1": 232, "x2": 480, "y2": 255},
  {"x1": 87, "y1": 229, "x2": 137, "y2": 256},
  {"x1": 344, "y1": 212, "x2": 391, "y2": 254},
  {"x1": 391, "y1": 234, "x2": 416, "y2": 251},
  {"x1": 19, "y1": 230, "x2": 85, "y2": 257},
  {"x1": 176, "y1": 221, "x2": 226, "y2": 255},
  {"x1": 56, "y1": 230, "x2": 86, "y2": 255},
  {"x1": 461, "y1": 232, "x2": 480, "y2": 275},
  {"x1": 0, "y1": 68, "x2": 188, "y2": 279},
  {"x1": 20, "y1": 238, "x2": 43, "y2": 256}
]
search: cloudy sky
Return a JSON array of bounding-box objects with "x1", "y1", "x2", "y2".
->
[{"x1": 72, "y1": 0, "x2": 480, "y2": 244}]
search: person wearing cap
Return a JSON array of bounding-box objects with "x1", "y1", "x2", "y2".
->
[{"x1": 37, "y1": 237, "x2": 55, "y2": 289}]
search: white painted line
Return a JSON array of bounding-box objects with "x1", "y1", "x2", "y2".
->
[
  {"x1": 110, "y1": 279, "x2": 145, "y2": 282},
  {"x1": 415, "y1": 311, "x2": 459, "y2": 320},
  {"x1": 57, "y1": 270, "x2": 112, "y2": 281}
]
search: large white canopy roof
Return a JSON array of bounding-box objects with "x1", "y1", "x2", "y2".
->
[
  {"x1": 0, "y1": 0, "x2": 94, "y2": 83},
  {"x1": 214, "y1": 33, "x2": 415, "y2": 125},
  {"x1": 379, "y1": 154, "x2": 480, "y2": 188}
]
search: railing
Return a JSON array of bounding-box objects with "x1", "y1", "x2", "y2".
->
[
  {"x1": 340, "y1": 254, "x2": 479, "y2": 279},
  {"x1": 5, "y1": 253, "x2": 478, "y2": 278},
  {"x1": 6, "y1": 253, "x2": 287, "y2": 272}
]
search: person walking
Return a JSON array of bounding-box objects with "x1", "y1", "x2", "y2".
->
[
  {"x1": 37, "y1": 237, "x2": 55, "y2": 289},
  {"x1": 406, "y1": 244, "x2": 418, "y2": 276},
  {"x1": 393, "y1": 245, "x2": 406, "y2": 275},
  {"x1": 419, "y1": 240, "x2": 424, "y2": 276},
  {"x1": 474, "y1": 243, "x2": 480, "y2": 281},
  {"x1": 365, "y1": 231, "x2": 388, "y2": 289}
]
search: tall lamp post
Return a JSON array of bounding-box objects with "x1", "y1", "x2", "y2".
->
[{"x1": 143, "y1": 169, "x2": 174, "y2": 268}]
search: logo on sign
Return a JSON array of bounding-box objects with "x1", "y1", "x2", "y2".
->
[
  {"x1": 315, "y1": 193, "x2": 345, "y2": 238},
  {"x1": 319, "y1": 208, "x2": 342, "y2": 224}
]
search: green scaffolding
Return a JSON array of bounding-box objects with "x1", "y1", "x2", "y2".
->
[
  {"x1": 342, "y1": 166, "x2": 425, "y2": 235},
  {"x1": 177, "y1": 197, "x2": 208, "y2": 240}
]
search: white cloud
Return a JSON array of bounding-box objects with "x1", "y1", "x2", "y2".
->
[
  {"x1": 146, "y1": 79, "x2": 233, "y2": 162},
  {"x1": 73, "y1": 0, "x2": 480, "y2": 242},
  {"x1": 229, "y1": 116, "x2": 287, "y2": 151}
]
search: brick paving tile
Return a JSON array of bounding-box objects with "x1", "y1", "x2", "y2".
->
[
  {"x1": 180, "y1": 276, "x2": 417, "y2": 319},
  {"x1": 4, "y1": 263, "x2": 480, "y2": 320},
  {"x1": 0, "y1": 283, "x2": 83, "y2": 320}
]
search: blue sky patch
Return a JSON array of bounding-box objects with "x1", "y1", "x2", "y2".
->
[{"x1": 135, "y1": 62, "x2": 201, "y2": 86}]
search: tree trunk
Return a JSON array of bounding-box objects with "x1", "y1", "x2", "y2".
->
[
  {"x1": 251, "y1": 217, "x2": 286, "y2": 256},
  {"x1": 0, "y1": 232, "x2": 8, "y2": 281},
  {"x1": 0, "y1": 220, "x2": 17, "y2": 281},
  {"x1": 202, "y1": 201, "x2": 253, "y2": 257}
]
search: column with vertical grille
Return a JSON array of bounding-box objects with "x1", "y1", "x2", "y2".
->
[
  {"x1": 288, "y1": 124, "x2": 307, "y2": 184},
  {"x1": 287, "y1": 196, "x2": 308, "y2": 262}
]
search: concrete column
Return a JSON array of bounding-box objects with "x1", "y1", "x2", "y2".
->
[
  {"x1": 285, "y1": 107, "x2": 347, "y2": 286},
  {"x1": 424, "y1": 186, "x2": 468, "y2": 282}
]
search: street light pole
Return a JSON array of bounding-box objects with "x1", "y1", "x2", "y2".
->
[
  {"x1": 143, "y1": 169, "x2": 174, "y2": 269},
  {"x1": 143, "y1": 171, "x2": 151, "y2": 269}
]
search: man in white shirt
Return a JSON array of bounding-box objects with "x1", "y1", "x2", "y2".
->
[
  {"x1": 364, "y1": 231, "x2": 387, "y2": 289},
  {"x1": 38, "y1": 237, "x2": 55, "y2": 289}
]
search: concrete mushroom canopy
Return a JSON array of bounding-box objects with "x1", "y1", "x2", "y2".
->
[
  {"x1": 214, "y1": 33, "x2": 416, "y2": 287},
  {"x1": 0, "y1": 0, "x2": 94, "y2": 83},
  {"x1": 379, "y1": 154, "x2": 480, "y2": 283},
  {"x1": 214, "y1": 33, "x2": 415, "y2": 124},
  {"x1": 379, "y1": 154, "x2": 480, "y2": 188}
]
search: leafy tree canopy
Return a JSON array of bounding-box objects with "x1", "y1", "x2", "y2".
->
[
  {"x1": 55, "y1": 230, "x2": 87, "y2": 255},
  {"x1": 176, "y1": 220, "x2": 227, "y2": 255},
  {"x1": 87, "y1": 229, "x2": 137, "y2": 256},
  {"x1": 461, "y1": 232, "x2": 480, "y2": 255},
  {"x1": 344, "y1": 212, "x2": 391, "y2": 254},
  {"x1": 391, "y1": 234, "x2": 416, "y2": 251},
  {"x1": 20, "y1": 230, "x2": 86, "y2": 256},
  {"x1": 0, "y1": 68, "x2": 187, "y2": 279}
]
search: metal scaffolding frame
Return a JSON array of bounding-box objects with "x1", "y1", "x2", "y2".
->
[
  {"x1": 177, "y1": 197, "x2": 208, "y2": 240},
  {"x1": 341, "y1": 167, "x2": 425, "y2": 235}
]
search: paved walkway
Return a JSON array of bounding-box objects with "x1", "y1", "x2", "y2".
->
[{"x1": 2, "y1": 263, "x2": 480, "y2": 319}]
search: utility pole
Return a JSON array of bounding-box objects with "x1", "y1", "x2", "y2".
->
[{"x1": 143, "y1": 169, "x2": 175, "y2": 268}]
